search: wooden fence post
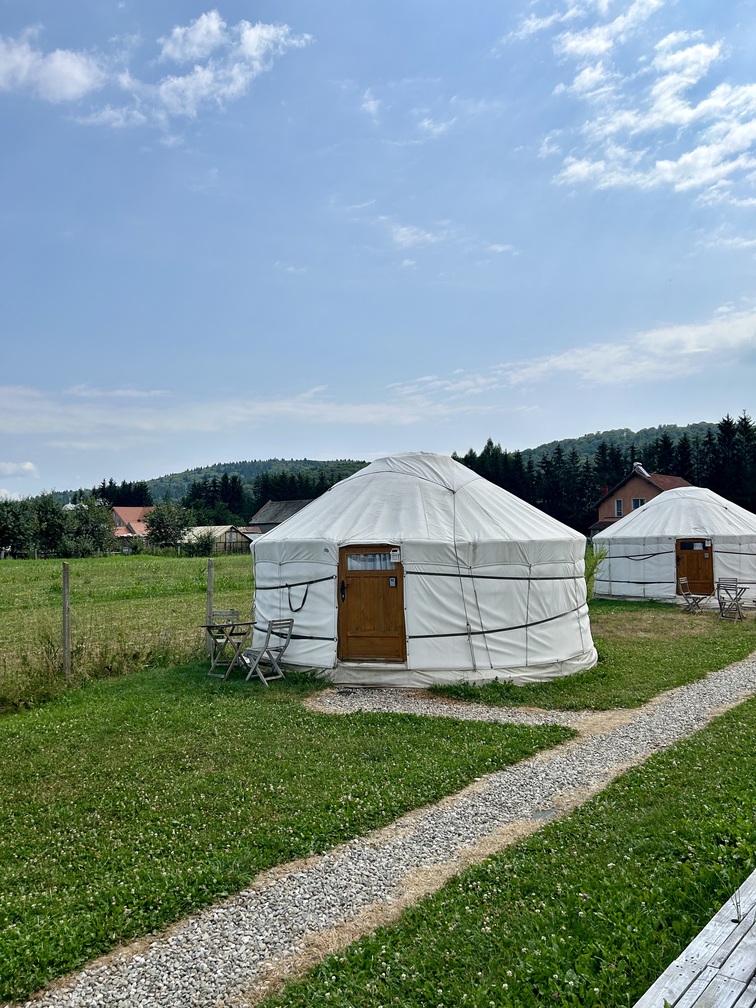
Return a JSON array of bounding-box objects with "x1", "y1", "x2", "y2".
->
[
  {"x1": 62, "y1": 562, "x2": 71, "y2": 684},
  {"x1": 205, "y1": 558, "x2": 214, "y2": 655}
]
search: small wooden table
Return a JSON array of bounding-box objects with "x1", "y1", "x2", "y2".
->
[
  {"x1": 717, "y1": 581, "x2": 747, "y2": 621},
  {"x1": 203, "y1": 621, "x2": 254, "y2": 679}
]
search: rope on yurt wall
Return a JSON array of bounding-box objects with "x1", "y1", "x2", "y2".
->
[
  {"x1": 608, "y1": 550, "x2": 671, "y2": 561},
  {"x1": 408, "y1": 603, "x2": 584, "y2": 639},
  {"x1": 254, "y1": 575, "x2": 337, "y2": 589},
  {"x1": 404, "y1": 571, "x2": 580, "y2": 581},
  {"x1": 254, "y1": 574, "x2": 337, "y2": 614},
  {"x1": 448, "y1": 490, "x2": 494, "y2": 672},
  {"x1": 450, "y1": 489, "x2": 479, "y2": 675},
  {"x1": 288, "y1": 584, "x2": 309, "y2": 612},
  {"x1": 470, "y1": 568, "x2": 493, "y2": 669},
  {"x1": 593, "y1": 578, "x2": 675, "y2": 586}
]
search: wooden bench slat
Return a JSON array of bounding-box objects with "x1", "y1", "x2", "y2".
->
[
  {"x1": 711, "y1": 910, "x2": 756, "y2": 970},
  {"x1": 692, "y1": 974, "x2": 749, "y2": 1008},
  {"x1": 632, "y1": 868, "x2": 756, "y2": 1008},
  {"x1": 731, "y1": 972, "x2": 756, "y2": 1008}
]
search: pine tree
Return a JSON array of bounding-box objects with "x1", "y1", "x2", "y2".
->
[
  {"x1": 674, "y1": 433, "x2": 695, "y2": 482},
  {"x1": 654, "y1": 433, "x2": 676, "y2": 473},
  {"x1": 713, "y1": 414, "x2": 740, "y2": 501},
  {"x1": 735, "y1": 412, "x2": 756, "y2": 510}
]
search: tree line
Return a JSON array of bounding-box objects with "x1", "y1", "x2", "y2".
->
[
  {"x1": 146, "y1": 457, "x2": 365, "y2": 503},
  {"x1": 180, "y1": 466, "x2": 359, "y2": 526},
  {"x1": 0, "y1": 464, "x2": 363, "y2": 558},
  {"x1": 454, "y1": 412, "x2": 756, "y2": 533},
  {"x1": 74, "y1": 478, "x2": 155, "y2": 507},
  {"x1": 5, "y1": 414, "x2": 755, "y2": 556},
  {"x1": 0, "y1": 496, "x2": 117, "y2": 559}
]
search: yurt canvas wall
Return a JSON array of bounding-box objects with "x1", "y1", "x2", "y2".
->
[
  {"x1": 593, "y1": 486, "x2": 756, "y2": 602},
  {"x1": 251, "y1": 452, "x2": 596, "y2": 687}
]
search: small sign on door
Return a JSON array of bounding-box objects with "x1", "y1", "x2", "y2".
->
[{"x1": 389, "y1": 576, "x2": 397, "y2": 587}]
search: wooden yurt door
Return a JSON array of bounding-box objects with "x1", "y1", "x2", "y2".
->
[
  {"x1": 337, "y1": 545, "x2": 407, "y2": 662},
  {"x1": 676, "y1": 539, "x2": 714, "y2": 594}
]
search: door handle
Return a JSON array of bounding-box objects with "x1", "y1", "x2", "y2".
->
[{"x1": 340, "y1": 579, "x2": 346, "y2": 602}]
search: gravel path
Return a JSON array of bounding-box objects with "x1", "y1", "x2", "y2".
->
[{"x1": 18, "y1": 655, "x2": 756, "y2": 1008}]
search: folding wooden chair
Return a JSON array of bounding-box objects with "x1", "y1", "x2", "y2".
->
[
  {"x1": 240, "y1": 619, "x2": 294, "y2": 685},
  {"x1": 717, "y1": 579, "x2": 746, "y2": 621},
  {"x1": 677, "y1": 578, "x2": 708, "y2": 614}
]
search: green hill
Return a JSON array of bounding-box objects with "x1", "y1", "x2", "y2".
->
[
  {"x1": 145, "y1": 458, "x2": 367, "y2": 503},
  {"x1": 517, "y1": 421, "x2": 717, "y2": 464}
]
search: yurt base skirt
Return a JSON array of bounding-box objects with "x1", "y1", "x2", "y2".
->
[{"x1": 310, "y1": 648, "x2": 598, "y2": 688}]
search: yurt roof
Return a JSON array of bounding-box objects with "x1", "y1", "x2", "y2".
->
[
  {"x1": 256, "y1": 451, "x2": 584, "y2": 545},
  {"x1": 594, "y1": 486, "x2": 756, "y2": 539}
]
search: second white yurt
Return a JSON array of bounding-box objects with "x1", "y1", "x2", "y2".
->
[
  {"x1": 593, "y1": 486, "x2": 756, "y2": 602},
  {"x1": 251, "y1": 452, "x2": 597, "y2": 687}
]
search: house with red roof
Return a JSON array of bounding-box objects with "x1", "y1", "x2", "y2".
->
[
  {"x1": 591, "y1": 462, "x2": 692, "y2": 535},
  {"x1": 112, "y1": 505, "x2": 155, "y2": 538}
]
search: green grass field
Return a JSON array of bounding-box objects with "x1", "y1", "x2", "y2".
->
[
  {"x1": 0, "y1": 665, "x2": 570, "y2": 1000},
  {"x1": 2, "y1": 556, "x2": 756, "y2": 1004},
  {"x1": 266, "y1": 698, "x2": 756, "y2": 1008},
  {"x1": 0, "y1": 553, "x2": 255, "y2": 711}
]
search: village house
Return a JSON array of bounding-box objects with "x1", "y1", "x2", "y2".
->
[
  {"x1": 247, "y1": 499, "x2": 314, "y2": 534},
  {"x1": 112, "y1": 505, "x2": 155, "y2": 539},
  {"x1": 591, "y1": 462, "x2": 691, "y2": 535}
]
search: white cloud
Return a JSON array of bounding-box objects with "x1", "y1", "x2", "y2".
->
[
  {"x1": 417, "y1": 116, "x2": 455, "y2": 137},
  {"x1": 274, "y1": 260, "x2": 307, "y2": 273},
  {"x1": 238, "y1": 21, "x2": 310, "y2": 71},
  {"x1": 76, "y1": 104, "x2": 147, "y2": 128},
  {"x1": 387, "y1": 308, "x2": 756, "y2": 407},
  {"x1": 556, "y1": 0, "x2": 665, "y2": 59},
  {"x1": 66, "y1": 384, "x2": 168, "y2": 398},
  {"x1": 158, "y1": 10, "x2": 227, "y2": 63},
  {"x1": 533, "y1": 4, "x2": 756, "y2": 199},
  {"x1": 361, "y1": 87, "x2": 381, "y2": 120},
  {"x1": 380, "y1": 217, "x2": 451, "y2": 248},
  {"x1": 487, "y1": 243, "x2": 518, "y2": 254},
  {"x1": 388, "y1": 373, "x2": 503, "y2": 399},
  {"x1": 560, "y1": 61, "x2": 612, "y2": 97},
  {"x1": 700, "y1": 232, "x2": 756, "y2": 251},
  {"x1": 0, "y1": 461, "x2": 38, "y2": 478},
  {"x1": 0, "y1": 382, "x2": 501, "y2": 457},
  {"x1": 539, "y1": 133, "x2": 562, "y2": 157},
  {"x1": 505, "y1": 5, "x2": 584, "y2": 44},
  {"x1": 0, "y1": 30, "x2": 105, "y2": 102},
  {"x1": 1, "y1": 15, "x2": 312, "y2": 128},
  {"x1": 148, "y1": 22, "x2": 311, "y2": 120},
  {"x1": 0, "y1": 488, "x2": 24, "y2": 501},
  {"x1": 502, "y1": 309, "x2": 756, "y2": 385},
  {"x1": 2, "y1": 311, "x2": 755, "y2": 465}
]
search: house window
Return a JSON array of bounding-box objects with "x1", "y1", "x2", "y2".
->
[
  {"x1": 615, "y1": 499, "x2": 623, "y2": 517},
  {"x1": 631, "y1": 498, "x2": 646, "y2": 510}
]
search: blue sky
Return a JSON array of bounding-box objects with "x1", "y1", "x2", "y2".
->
[{"x1": 2, "y1": 0, "x2": 756, "y2": 499}]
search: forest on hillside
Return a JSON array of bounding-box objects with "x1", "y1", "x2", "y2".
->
[
  {"x1": 146, "y1": 458, "x2": 366, "y2": 505},
  {"x1": 455, "y1": 412, "x2": 756, "y2": 533},
  {"x1": 52, "y1": 459, "x2": 367, "y2": 525},
  {"x1": 10, "y1": 413, "x2": 756, "y2": 556},
  {"x1": 179, "y1": 462, "x2": 365, "y2": 526}
]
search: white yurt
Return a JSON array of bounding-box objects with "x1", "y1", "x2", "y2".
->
[
  {"x1": 593, "y1": 486, "x2": 756, "y2": 602},
  {"x1": 251, "y1": 452, "x2": 597, "y2": 687}
]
